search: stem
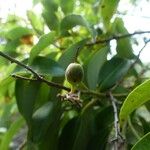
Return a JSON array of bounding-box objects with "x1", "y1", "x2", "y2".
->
[
  {"x1": 0, "y1": 51, "x2": 70, "y2": 91},
  {"x1": 86, "y1": 31, "x2": 150, "y2": 46},
  {"x1": 0, "y1": 51, "x2": 40, "y2": 79},
  {"x1": 109, "y1": 92, "x2": 122, "y2": 150}
]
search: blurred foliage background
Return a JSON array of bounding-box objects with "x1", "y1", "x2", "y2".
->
[{"x1": 0, "y1": 0, "x2": 150, "y2": 150}]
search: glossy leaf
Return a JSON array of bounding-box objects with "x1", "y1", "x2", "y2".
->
[
  {"x1": 38, "y1": 99, "x2": 62, "y2": 150},
  {"x1": 119, "y1": 79, "x2": 150, "y2": 127},
  {"x1": 131, "y1": 132, "x2": 150, "y2": 150},
  {"x1": 100, "y1": 0, "x2": 120, "y2": 30},
  {"x1": 14, "y1": 56, "x2": 64, "y2": 77},
  {"x1": 30, "y1": 101, "x2": 53, "y2": 143},
  {"x1": 113, "y1": 18, "x2": 134, "y2": 59},
  {"x1": 98, "y1": 57, "x2": 131, "y2": 91},
  {"x1": 0, "y1": 117, "x2": 24, "y2": 150},
  {"x1": 31, "y1": 56, "x2": 65, "y2": 76},
  {"x1": 29, "y1": 32, "x2": 56, "y2": 63},
  {"x1": 15, "y1": 80, "x2": 41, "y2": 125},
  {"x1": 27, "y1": 10, "x2": 44, "y2": 35},
  {"x1": 87, "y1": 47, "x2": 108, "y2": 89}
]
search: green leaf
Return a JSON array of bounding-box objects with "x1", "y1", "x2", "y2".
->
[
  {"x1": 87, "y1": 47, "x2": 108, "y2": 89},
  {"x1": 14, "y1": 56, "x2": 64, "y2": 77},
  {"x1": 27, "y1": 10, "x2": 44, "y2": 35},
  {"x1": 98, "y1": 57, "x2": 131, "y2": 91},
  {"x1": 60, "y1": 14, "x2": 88, "y2": 31},
  {"x1": 41, "y1": 0, "x2": 59, "y2": 31},
  {"x1": 60, "y1": 14, "x2": 95, "y2": 38},
  {"x1": 42, "y1": 10, "x2": 59, "y2": 31},
  {"x1": 15, "y1": 80, "x2": 41, "y2": 125},
  {"x1": 42, "y1": 0, "x2": 58, "y2": 12},
  {"x1": 72, "y1": 109, "x2": 96, "y2": 150},
  {"x1": 30, "y1": 56, "x2": 65, "y2": 76},
  {"x1": 4, "y1": 39, "x2": 20, "y2": 54},
  {"x1": 0, "y1": 117, "x2": 24, "y2": 150},
  {"x1": 29, "y1": 32, "x2": 56, "y2": 64},
  {"x1": 5, "y1": 26, "x2": 33, "y2": 40},
  {"x1": 88, "y1": 106, "x2": 114, "y2": 150},
  {"x1": 31, "y1": 101, "x2": 53, "y2": 143},
  {"x1": 58, "y1": 39, "x2": 88, "y2": 69},
  {"x1": 113, "y1": 18, "x2": 135, "y2": 59},
  {"x1": 38, "y1": 99, "x2": 62, "y2": 150},
  {"x1": 58, "y1": 117, "x2": 78, "y2": 150},
  {"x1": 100, "y1": 0, "x2": 120, "y2": 31},
  {"x1": 60, "y1": 0, "x2": 74, "y2": 14},
  {"x1": 131, "y1": 132, "x2": 150, "y2": 150},
  {"x1": 0, "y1": 77, "x2": 14, "y2": 96},
  {"x1": 119, "y1": 79, "x2": 150, "y2": 127}
]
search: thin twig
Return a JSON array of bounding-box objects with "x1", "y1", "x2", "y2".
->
[
  {"x1": 130, "y1": 39, "x2": 150, "y2": 69},
  {"x1": 109, "y1": 92, "x2": 123, "y2": 150},
  {"x1": 86, "y1": 31, "x2": 150, "y2": 46},
  {"x1": 0, "y1": 51, "x2": 40, "y2": 79},
  {"x1": 0, "y1": 51, "x2": 70, "y2": 91},
  {"x1": 11, "y1": 74, "x2": 70, "y2": 91},
  {"x1": 11, "y1": 74, "x2": 128, "y2": 98}
]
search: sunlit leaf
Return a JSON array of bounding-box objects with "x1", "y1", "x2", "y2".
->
[
  {"x1": 113, "y1": 18, "x2": 135, "y2": 59},
  {"x1": 29, "y1": 32, "x2": 56, "y2": 64},
  {"x1": 0, "y1": 117, "x2": 24, "y2": 150},
  {"x1": 27, "y1": 10, "x2": 44, "y2": 35},
  {"x1": 100, "y1": 0, "x2": 120, "y2": 31},
  {"x1": 119, "y1": 79, "x2": 150, "y2": 127}
]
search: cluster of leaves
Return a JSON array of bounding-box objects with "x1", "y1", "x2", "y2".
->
[{"x1": 0, "y1": 0, "x2": 150, "y2": 149}]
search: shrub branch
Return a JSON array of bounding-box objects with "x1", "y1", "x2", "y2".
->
[
  {"x1": 0, "y1": 51, "x2": 70, "y2": 91},
  {"x1": 109, "y1": 92, "x2": 124, "y2": 150},
  {"x1": 86, "y1": 31, "x2": 150, "y2": 46}
]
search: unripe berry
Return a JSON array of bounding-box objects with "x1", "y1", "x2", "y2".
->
[{"x1": 65, "y1": 63, "x2": 84, "y2": 85}]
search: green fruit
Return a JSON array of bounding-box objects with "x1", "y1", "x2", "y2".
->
[{"x1": 65, "y1": 63, "x2": 84, "y2": 85}]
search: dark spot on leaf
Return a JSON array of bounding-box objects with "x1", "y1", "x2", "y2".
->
[{"x1": 101, "y1": 5, "x2": 105, "y2": 8}]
